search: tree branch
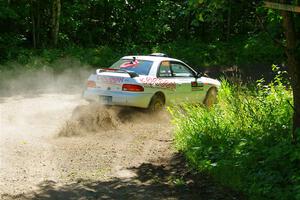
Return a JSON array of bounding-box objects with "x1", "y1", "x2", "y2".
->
[{"x1": 255, "y1": 13, "x2": 286, "y2": 48}]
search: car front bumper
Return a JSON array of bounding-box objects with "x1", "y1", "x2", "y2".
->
[{"x1": 83, "y1": 88, "x2": 153, "y2": 108}]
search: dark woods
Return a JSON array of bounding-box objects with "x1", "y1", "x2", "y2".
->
[{"x1": 1, "y1": 1, "x2": 259, "y2": 51}]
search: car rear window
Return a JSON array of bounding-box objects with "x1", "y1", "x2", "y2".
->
[{"x1": 110, "y1": 59, "x2": 153, "y2": 75}]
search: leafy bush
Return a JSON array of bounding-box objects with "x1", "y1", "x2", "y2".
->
[
  {"x1": 1, "y1": 33, "x2": 283, "y2": 71},
  {"x1": 169, "y1": 67, "x2": 299, "y2": 199},
  {"x1": 0, "y1": 46, "x2": 120, "y2": 71},
  {"x1": 153, "y1": 34, "x2": 283, "y2": 68},
  {"x1": 64, "y1": 46, "x2": 120, "y2": 67}
]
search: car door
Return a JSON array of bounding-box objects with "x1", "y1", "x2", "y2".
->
[
  {"x1": 155, "y1": 61, "x2": 176, "y2": 104},
  {"x1": 167, "y1": 61, "x2": 197, "y2": 102}
]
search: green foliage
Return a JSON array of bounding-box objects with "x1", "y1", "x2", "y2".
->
[
  {"x1": 170, "y1": 70, "x2": 299, "y2": 199},
  {"x1": 0, "y1": 0, "x2": 288, "y2": 68},
  {"x1": 0, "y1": 33, "x2": 283, "y2": 72},
  {"x1": 0, "y1": 46, "x2": 120, "y2": 73},
  {"x1": 0, "y1": 0, "x2": 283, "y2": 51},
  {"x1": 187, "y1": 0, "x2": 259, "y2": 40},
  {"x1": 64, "y1": 46, "x2": 120, "y2": 67},
  {"x1": 155, "y1": 34, "x2": 283, "y2": 67}
]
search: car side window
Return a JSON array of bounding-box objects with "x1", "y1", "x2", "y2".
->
[
  {"x1": 158, "y1": 61, "x2": 172, "y2": 77},
  {"x1": 171, "y1": 62, "x2": 194, "y2": 77}
]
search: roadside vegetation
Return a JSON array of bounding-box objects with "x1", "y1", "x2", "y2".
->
[{"x1": 170, "y1": 67, "x2": 299, "y2": 200}]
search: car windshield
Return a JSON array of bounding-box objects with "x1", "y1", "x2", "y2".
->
[{"x1": 110, "y1": 59, "x2": 153, "y2": 75}]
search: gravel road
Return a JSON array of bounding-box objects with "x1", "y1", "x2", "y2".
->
[{"x1": 0, "y1": 93, "x2": 180, "y2": 199}]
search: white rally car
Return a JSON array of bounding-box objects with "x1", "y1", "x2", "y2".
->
[{"x1": 83, "y1": 53, "x2": 220, "y2": 111}]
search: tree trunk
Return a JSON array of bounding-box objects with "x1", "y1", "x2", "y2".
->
[
  {"x1": 31, "y1": 0, "x2": 36, "y2": 48},
  {"x1": 51, "y1": 0, "x2": 61, "y2": 47},
  {"x1": 36, "y1": 0, "x2": 40, "y2": 47},
  {"x1": 184, "y1": 11, "x2": 191, "y2": 39},
  {"x1": 280, "y1": 0, "x2": 300, "y2": 144},
  {"x1": 226, "y1": 0, "x2": 231, "y2": 40}
]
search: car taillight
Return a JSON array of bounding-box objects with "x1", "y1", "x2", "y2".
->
[
  {"x1": 191, "y1": 81, "x2": 198, "y2": 87},
  {"x1": 87, "y1": 80, "x2": 96, "y2": 88},
  {"x1": 122, "y1": 84, "x2": 144, "y2": 92}
]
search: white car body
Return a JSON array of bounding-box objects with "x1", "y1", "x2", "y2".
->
[{"x1": 83, "y1": 55, "x2": 220, "y2": 109}]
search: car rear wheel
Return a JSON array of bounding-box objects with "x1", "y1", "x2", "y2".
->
[
  {"x1": 148, "y1": 94, "x2": 165, "y2": 112},
  {"x1": 203, "y1": 87, "x2": 217, "y2": 107}
]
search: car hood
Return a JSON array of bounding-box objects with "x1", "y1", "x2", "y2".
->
[{"x1": 199, "y1": 77, "x2": 221, "y2": 87}]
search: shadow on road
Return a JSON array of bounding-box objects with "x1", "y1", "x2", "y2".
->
[{"x1": 1, "y1": 154, "x2": 244, "y2": 200}]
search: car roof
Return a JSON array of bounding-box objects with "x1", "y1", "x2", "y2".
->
[{"x1": 121, "y1": 55, "x2": 183, "y2": 63}]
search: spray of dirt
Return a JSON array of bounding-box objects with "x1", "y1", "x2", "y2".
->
[
  {"x1": 58, "y1": 103, "x2": 171, "y2": 137},
  {"x1": 58, "y1": 104, "x2": 119, "y2": 136}
]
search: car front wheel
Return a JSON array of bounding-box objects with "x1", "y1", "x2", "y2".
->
[{"x1": 203, "y1": 87, "x2": 217, "y2": 107}]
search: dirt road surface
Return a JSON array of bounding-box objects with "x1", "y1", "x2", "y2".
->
[{"x1": 0, "y1": 77, "x2": 242, "y2": 200}]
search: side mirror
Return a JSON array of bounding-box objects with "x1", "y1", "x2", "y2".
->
[
  {"x1": 195, "y1": 71, "x2": 202, "y2": 78},
  {"x1": 197, "y1": 71, "x2": 209, "y2": 78}
]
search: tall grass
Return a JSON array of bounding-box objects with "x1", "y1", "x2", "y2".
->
[{"x1": 169, "y1": 68, "x2": 300, "y2": 199}]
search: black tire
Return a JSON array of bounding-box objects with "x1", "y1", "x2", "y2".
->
[
  {"x1": 148, "y1": 94, "x2": 165, "y2": 112},
  {"x1": 203, "y1": 87, "x2": 217, "y2": 107}
]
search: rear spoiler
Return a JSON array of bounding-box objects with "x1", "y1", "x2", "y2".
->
[{"x1": 96, "y1": 68, "x2": 139, "y2": 78}]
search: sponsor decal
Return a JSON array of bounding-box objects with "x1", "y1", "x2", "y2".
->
[
  {"x1": 120, "y1": 58, "x2": 139, "y2": 68},
  {"x1": 139, "y1": 77, "x2": 176, "y2": 90}
]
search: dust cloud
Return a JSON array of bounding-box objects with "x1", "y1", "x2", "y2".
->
[
  {"x1": 0, "y1": 58, "x2": 93, "y2": 97},
  {"x1": 0, "y1": 57, "x2": 170, "y2": 139},
  {"x1": 0, "y1": 58, "x2": 174, "y2": 197}
]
